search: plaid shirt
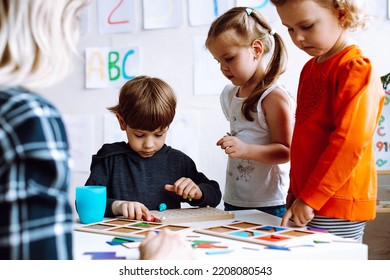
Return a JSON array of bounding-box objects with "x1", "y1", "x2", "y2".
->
[{"x1": 0, "y1": 88, "x2": 73, "y2": 259}]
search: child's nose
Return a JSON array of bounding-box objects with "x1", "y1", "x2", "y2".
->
[
  {"x1": 294, "y1": 31, "x2": 305, "y2": 43},
  {"x1": 220, "y1": 62, "x2": 228, "y2": 72},
  {"x1": 143, "y1": 138, "x2": 154, "y2": 149}
]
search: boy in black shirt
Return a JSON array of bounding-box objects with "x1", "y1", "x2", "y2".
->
[{"x1": 85, "y1": 76, "x2": 222, "y2": 220}]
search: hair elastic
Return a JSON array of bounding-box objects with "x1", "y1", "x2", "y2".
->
[
  {"x1": 245, "y1": 8, "x2": 253, "y2": 16},
  {"x1": 269, "y1": 29, "x2": 276, "y2": 36}
]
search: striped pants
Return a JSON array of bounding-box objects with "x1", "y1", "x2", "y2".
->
[{"x1": 308, "y1": 216, "x2": 366, "y2": 242}]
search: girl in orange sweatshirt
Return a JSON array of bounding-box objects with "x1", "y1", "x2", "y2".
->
[{"x1": 271, "y1": 0, "x2": 385, "y2": 241}]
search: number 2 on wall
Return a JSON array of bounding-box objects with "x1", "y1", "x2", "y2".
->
[{"x1": 108, "y1": 0, "x2": 129, "y2": 25}]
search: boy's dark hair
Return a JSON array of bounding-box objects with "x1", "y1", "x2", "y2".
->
[{"x1": 108, "y1": 76, "x2": 176, "y2": 131}]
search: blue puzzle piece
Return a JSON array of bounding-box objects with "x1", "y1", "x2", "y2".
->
[
  {"x1": 258, "y1": 226, "x2": 285, "y2": 232},
  {"x1": 264, "y1": 245, "x2": 290, "y2": 251},
  {"x1": 84, "y1": 252, "x2": 126, "y2": 259}
]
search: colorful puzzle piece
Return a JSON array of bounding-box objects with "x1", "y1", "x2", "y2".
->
[
  {"x1": 75, "y1": 218, "x2": 191, "y2": 238},
  {"x1": 84, "y1": 252, "x2": 126, "y2": 260},
  {"x1": 194, "y1": 221, "x2": 329, "y2": 247}
]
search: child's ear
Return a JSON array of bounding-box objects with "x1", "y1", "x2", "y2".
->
[
  {"x1": 116, "y1": 114, "x2": 127, "y2": 131},
  {"x1": 252, "y1": 39, "x2": 264, "y2": 60},
  {"x1": 338, "y1": 8, "x2": 347, "y2": 27}
]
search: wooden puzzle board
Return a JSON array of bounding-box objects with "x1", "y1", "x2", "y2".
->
[
  {"x1": 148, "y1": 207, "x2": 235, "y2": 224},
  {"x1": 75, "y1": 218, "x2": 191, "y2": 238},
  {"x1": 194, "y1": 221, "x2": 329, "y2": 247}
]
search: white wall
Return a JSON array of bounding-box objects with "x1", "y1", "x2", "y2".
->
[{"x1": 40, "y1": 0, "x2": 390, "y2": 208}]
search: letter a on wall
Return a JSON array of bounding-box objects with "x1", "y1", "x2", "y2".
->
[{"x1": 85, "y1": 47, "x2": 140, "y2": 89}]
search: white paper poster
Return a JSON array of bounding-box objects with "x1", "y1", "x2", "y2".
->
[
  {"x1": 188, "y1": 0, "x2": 231, "y2": 26},
  {"x1": 97, "y1": 0, "x2": 137, "y2": 34},
  {"x1": 63, "y1": 115, "x2": 95, "y2": 172},
  {"x1": 142, "y1": 0, "x2": 183, "y2": 29},
  {"x1": 85, "y1": 46, "x2": 140, "y2": 89},
  {"x1": 193, "y1": 36, "x2": 228, "y2": 96}
]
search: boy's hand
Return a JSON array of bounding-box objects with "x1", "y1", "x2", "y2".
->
[
  {"x1": 164, "y1": 177, "x2": 203, "y2": 201},
  {"x1": 112, "y1": 200, "x2": 150, "y2": 220}
]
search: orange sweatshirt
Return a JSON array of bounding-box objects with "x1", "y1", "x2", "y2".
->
[{"x1": 290, "y1": 45, "x2": 385, "y2": 221}]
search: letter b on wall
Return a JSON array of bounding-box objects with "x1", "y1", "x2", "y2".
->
[{"x1": 85, "y1": 47, "x2": 140, "y2": 89}]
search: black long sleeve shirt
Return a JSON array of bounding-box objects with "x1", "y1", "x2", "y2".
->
[{"x1": 85, "y1": 142, "x2": 222, "y2": 216}]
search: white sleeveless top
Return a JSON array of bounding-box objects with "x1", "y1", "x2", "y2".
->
[{"x1": 220, "y1": 83, "x2": 294, "y2": 207}]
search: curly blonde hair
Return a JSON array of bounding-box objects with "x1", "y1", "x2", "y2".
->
[
  {"x1": 0, "y1": 0, "x2": 89, "y2": 90},
  {"x1": 270, "y1": 0, "x2": 371, "y2": 31}
]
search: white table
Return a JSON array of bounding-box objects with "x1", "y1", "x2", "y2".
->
[{"x1": 73, "y1": 210, "x2": 368, "y2": 260}]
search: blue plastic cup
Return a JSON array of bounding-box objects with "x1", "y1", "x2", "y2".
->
[{"x1": 75, "y1": 186, "x2": 106, "y2": 224}]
